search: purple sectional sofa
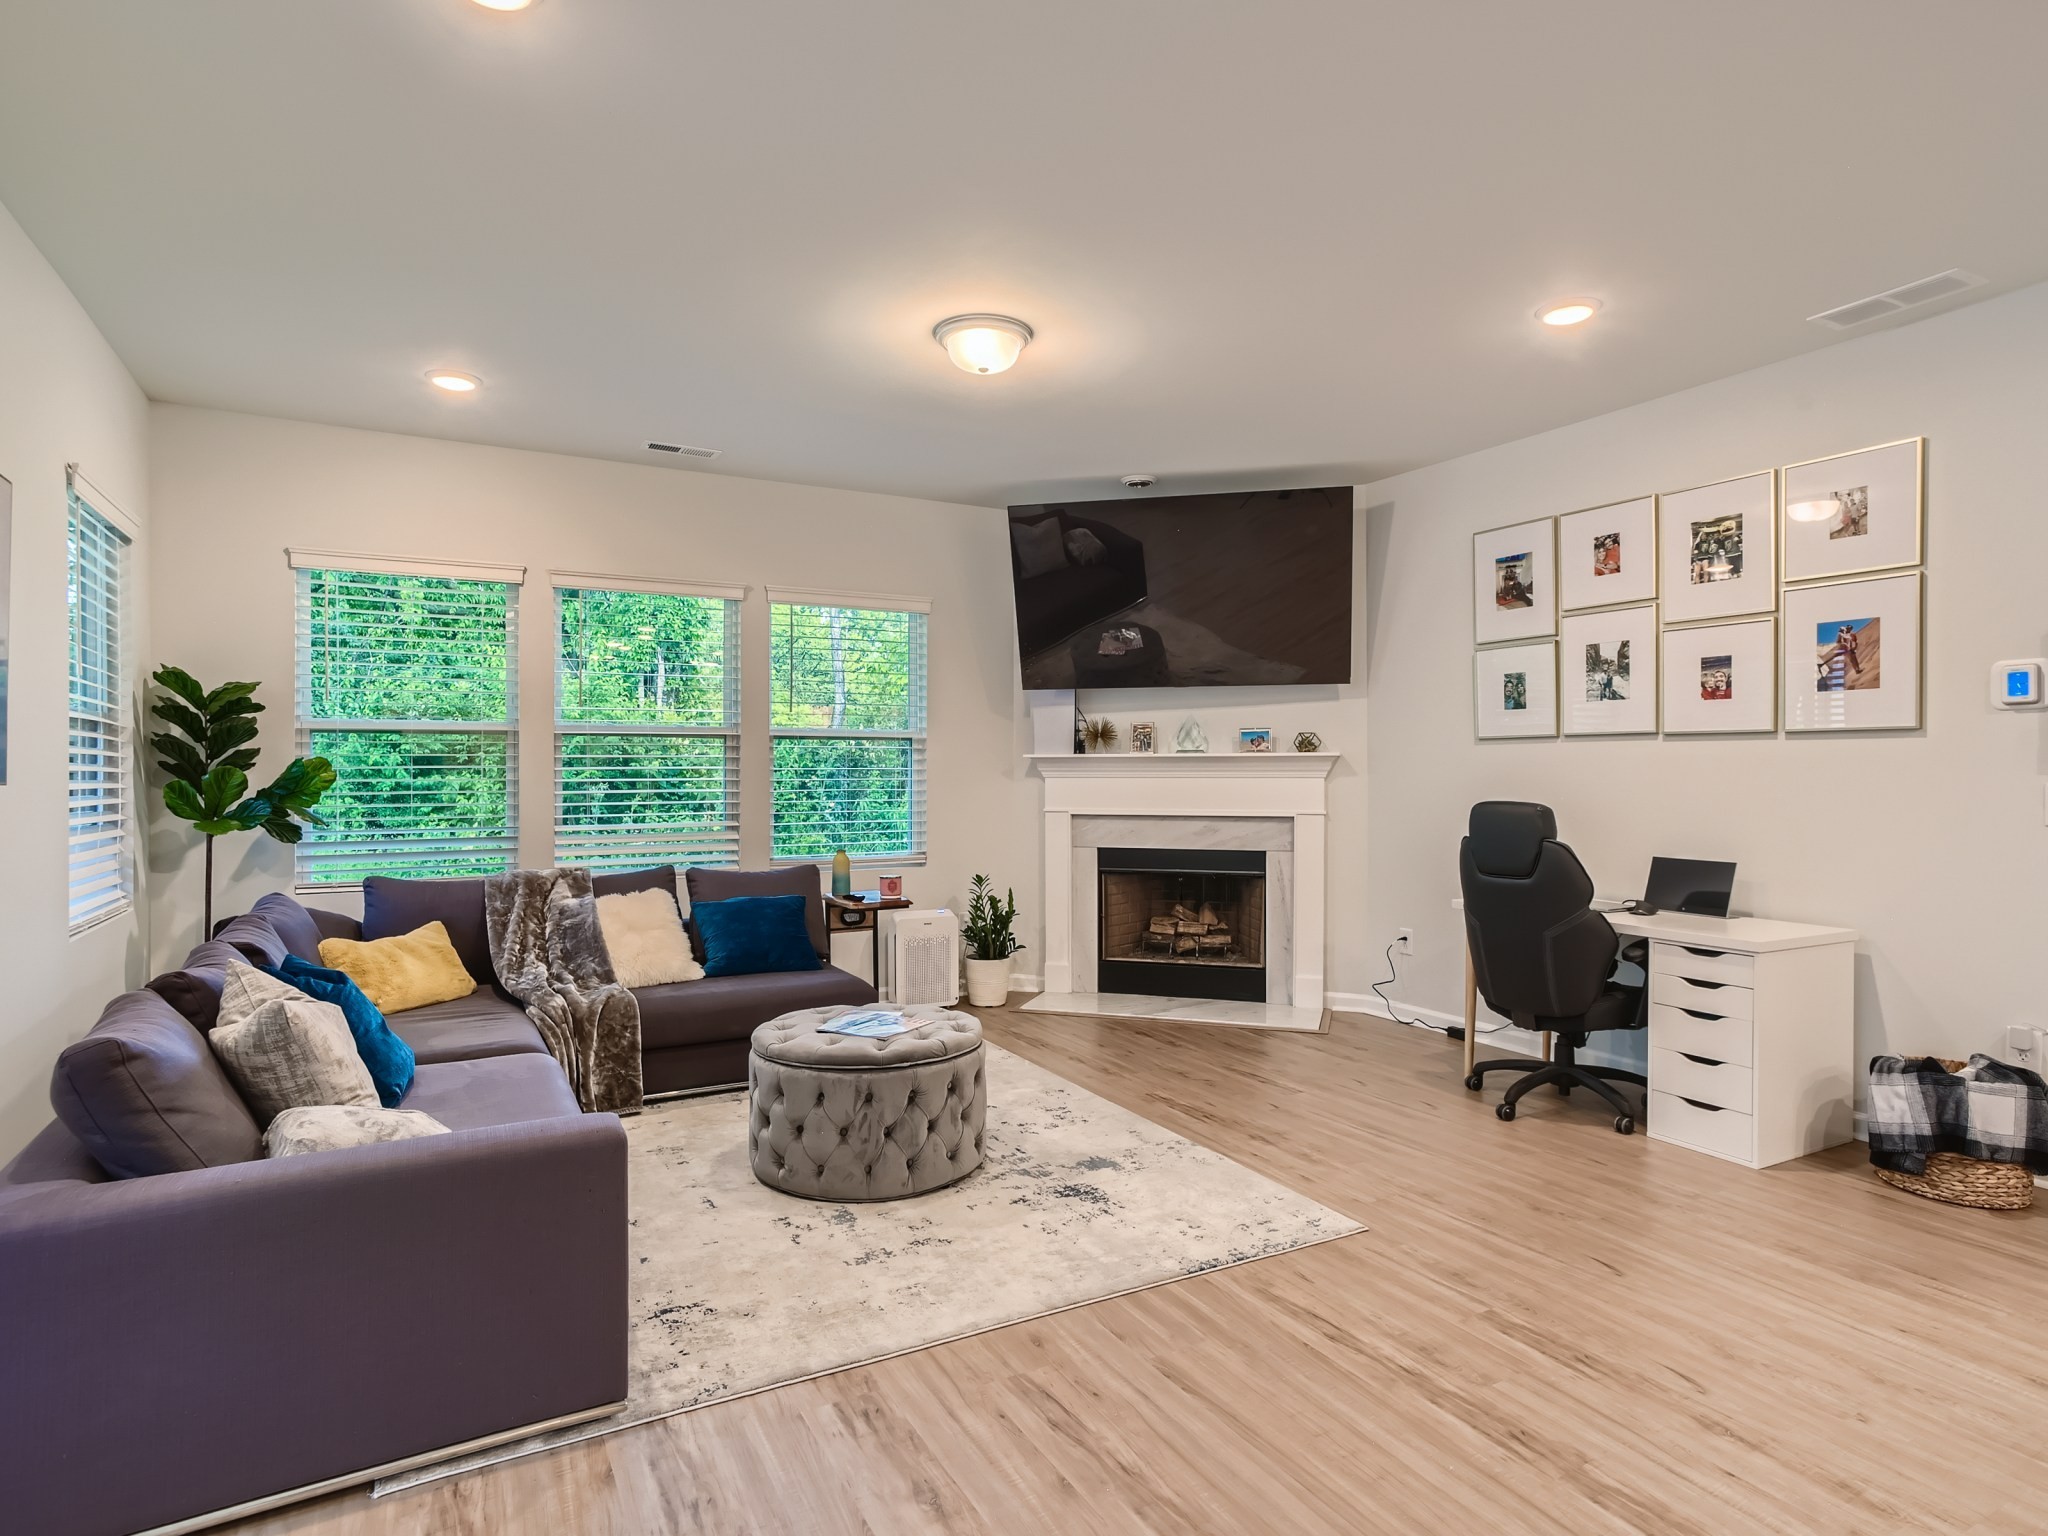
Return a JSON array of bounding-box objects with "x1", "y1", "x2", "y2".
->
[{"x1": 0, "y1": 862, "x2": 875, "y2": 1536}]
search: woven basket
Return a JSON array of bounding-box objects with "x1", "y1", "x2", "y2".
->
[{"x1": 1873, "y1": 1059, "x2": 2036, "y2": 1211}]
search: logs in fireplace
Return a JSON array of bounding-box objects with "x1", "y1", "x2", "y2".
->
[{"x1": 1097, "y1": 847, "x2": 1266, "y2": 1002}]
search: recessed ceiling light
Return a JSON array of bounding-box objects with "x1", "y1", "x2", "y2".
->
[
  {"x1": 471, "y1": 0, "x2": 536, "y2": 10},
  {"x1": 1537, "y1": 298, "x2": 1601, "y2": 327},
  {"x1": 426, "y1": 369, "x2": 480, "y2": 393},
  {"x1": 933, "y1": 314, "x2": 1033, "y2": 375}
]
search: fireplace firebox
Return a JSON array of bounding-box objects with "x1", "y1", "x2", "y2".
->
[{"x1": 1096, "y1": 847, "x2": 1266, "y2": 1002}]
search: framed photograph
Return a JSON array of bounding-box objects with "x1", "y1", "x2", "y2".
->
[
  {"x1": 1472, "y1": 518, "x2": 1557, "y2": 645},
  {"x1": 1781, "y1": 437, "x2": 1923, "y2": 583},
  {"x1": 1475, "y1": 642, "x2": 1557, "y2": 739},
  {"x1": 1657, "y1": 472, "x2": 1777, "y2": 624},
  {"x1": 1237, "y1": 728, "x2": 1273, "y2": 753},
  {"x1": 0, "y1": 473, "x2": 9, "y2": 784},
  {"x1": 1559, "y1": 496, "x2": 1656, "y2": 611},
  {"x1": 1782, "y1": 571, "x2": 1923, "y2": 732},
  {"x1": 1129, "y1": 721, "x2": 1156, "y2": 754},
  {"x1": 1661, "y1": 618, "x2": 1776, "y2": 735},
  {"x1": 1561, "y1": 604, "x2": 1658, "y2": 736}
]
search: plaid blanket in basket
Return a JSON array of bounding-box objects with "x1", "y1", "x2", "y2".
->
[{"x1": 1867, "y1": 1054, "x2": 2048, "y2": 1176}]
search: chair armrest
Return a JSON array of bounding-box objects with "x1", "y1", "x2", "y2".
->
[{"x1": 0, "y1": 1113, "x2": 627, "y2": 1536}]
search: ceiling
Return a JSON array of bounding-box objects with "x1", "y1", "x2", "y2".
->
[{"x1": 3, "y1": 2, "x2": 2045, "y2": 509}]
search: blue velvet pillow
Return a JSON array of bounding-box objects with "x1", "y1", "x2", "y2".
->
[
  {"x1": 258, "y1": 955, "x2": 416, "y2": 1108},
  {"x1": 694, "y1": 894, "x2": 823, "y2": 979}
]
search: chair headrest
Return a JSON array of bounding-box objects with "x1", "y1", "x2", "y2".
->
[{"x1": 1467, "y1": 801, "x2": 1558, "y2": 878}]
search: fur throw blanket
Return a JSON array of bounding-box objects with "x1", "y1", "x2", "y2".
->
[{"x1": 484, "y1": 867, "x2": 643, "y2": 1114}]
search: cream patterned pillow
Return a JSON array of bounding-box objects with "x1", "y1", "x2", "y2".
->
[
  {"x1": 596, "y1": 888, "x2": 704, "y2": 988},
  {"x1": 264, "y1": 1105, "x2": 450, "y2": 1158},
  {"x1": 211, "y1": 963, "x2": 379, "y2": 1124}
]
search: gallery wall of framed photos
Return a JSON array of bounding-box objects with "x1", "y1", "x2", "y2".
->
[{"x1": 1471, "y1": 437, "x2": 1926, "y2": 740}]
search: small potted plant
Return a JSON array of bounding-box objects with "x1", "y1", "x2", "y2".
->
[{"x1": 961, "y1": 874, "x2": 1023, "y2": 1007}]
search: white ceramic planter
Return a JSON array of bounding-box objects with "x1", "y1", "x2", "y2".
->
[{"x1": 963, "y1": 957, "x2": 1012, "y2": 1007}]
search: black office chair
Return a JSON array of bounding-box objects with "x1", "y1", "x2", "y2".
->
[{"x1": 1459, "y1": 801, "x2": 1647, "y2": 1135}]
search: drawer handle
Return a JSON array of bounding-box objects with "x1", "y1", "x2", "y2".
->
[
  {"x1": 1678, "y1": 977, "x2": 1727, "y2": 990},
  {"x1": 1679, "y1": 1097, "x2": 1724, "y2": 1112},
  {"x1": 1679, "y1": 1008, "x2": 1722, "y2": 1021},
  {"x1": 1679, "y1": 1052, "x2": 1725, "y2": 1067},
  {"x1": 1682, "y1": 946, "x2": 1728, "y2": 959}
]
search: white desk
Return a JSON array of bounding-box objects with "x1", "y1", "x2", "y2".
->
[{"x1": 1454, "y1": 901, "x2": 1859, "y2": 1168}]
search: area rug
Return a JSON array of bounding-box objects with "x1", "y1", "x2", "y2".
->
[{"x1": 377, "y1": 1042, "x2": 1361, "y2": 1493}]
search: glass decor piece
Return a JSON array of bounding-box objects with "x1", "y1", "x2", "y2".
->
[{"x1": 1175, "y1": 717, "x2": 1208, "y2": 753}]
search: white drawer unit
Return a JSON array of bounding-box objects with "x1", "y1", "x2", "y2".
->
[
  {"x1": 1641, "y1": 933, "x2": 1857, "y2": 1169},
  {"x1": 1648, "y1": 970, "x2": 1753, "y2": 1021},
  {"x1": 1650, "y1": 1090, "x2": 1755, "y2": 1165},
  {"x1": 1649, "y1": 1003, "x2": 1753, "y2": 1067}
]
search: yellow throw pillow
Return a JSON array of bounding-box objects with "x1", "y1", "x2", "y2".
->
[{"x1": 318, "y1": 922, "x2": 477, "y2": 1014}]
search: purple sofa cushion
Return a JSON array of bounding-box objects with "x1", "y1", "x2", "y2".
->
[
  {"x1": 634, "y1": 966, "x2": 875, "y2": 1052},
  {"x1": 362, "y1": 876, "x2": 496, "y2": 987},
  {"x1": 685, "y1": 864, "x2": 828, "y2": 962},
  {"x1": 251, "y1": 891, "x2": 328, "y2": 963},
  {"x1": 49, "y1": 990, "x2": 263, "y2": 1178},
  {"x1": 398, "y1": 1054, "x2": 581, "y2": 1130},
  {"x1": 212, "y1": 912, "x2": 290, "y2": 967},
  {"x1": 387, "y1": 990, "x2": 549, "y2": 1065},
  {"x1": 145, "y1": 938, "x2": 252, "y2": 1031}
]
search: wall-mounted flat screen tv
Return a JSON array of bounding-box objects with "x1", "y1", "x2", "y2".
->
[{"x1": 1008, "y1": 485, "x2": 1353, "y2": 689}]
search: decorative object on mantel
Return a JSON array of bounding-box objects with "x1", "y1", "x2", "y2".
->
[
  {"x1": 961, "y1": 874, "x2": 1024, "y2": 1006},
  {"x1": 1129, "y1": 721, "x2": 1156, "y2": 753},
  {"x1": 1292, "y1": 730, "x2": 1321, "y2": 753},
  {"x1": 150, "y1": 666, "x2": 337, "y2": 935},
  {"x1": 1237, "y1": 728, "x2": 1273, "y2": 752},
  {"x1": 1174, "y1": 717, "x2": 1208, "y2": 753},
  {"x1": 1084, "y1": 717, "x2": 1119, "y2": 752},
  {"x1": 830, "y1": 849, "x2": 853, "y2": 898}
]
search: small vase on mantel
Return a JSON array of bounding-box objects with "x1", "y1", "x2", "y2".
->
[{"x1": 831, "y1": 849, "x2": 852, "y2": 897}]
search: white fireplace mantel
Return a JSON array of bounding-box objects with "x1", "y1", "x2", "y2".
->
[{"x1": 1027, "y1": 752, "x2": 1338, "y2": 1025}]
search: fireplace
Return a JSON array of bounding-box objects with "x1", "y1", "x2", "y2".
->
[{"x1": 1096, "y1": 848, "x2": 1267, "y2": 1003}]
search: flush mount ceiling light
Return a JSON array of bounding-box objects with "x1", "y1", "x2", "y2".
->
[
  {"x1": 1787, "y1": 494, "x2": 1843, "y2": 524},
  {"x1": 426, "y1": 369, "x2": 480, "y2": 393},
  {"x1": 1536, "y1": 297, "x2": 1602, "y2": 327},
  {"x1": 471, "y1": 0, "x2": 536, "y2": 10},
  {"x1": 932, "y1": 314, "x2": 1033, "y2": 375}
]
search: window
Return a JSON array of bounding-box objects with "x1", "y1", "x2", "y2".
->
[
  {"x1": 66, "y1": 485, "x2": 133, "y2": 931},
  {"x1": 293, "y1": 560, "x2": 520, "y2": 885},
  {"x1": 555, "y1": 581, "x2": 741, "y2": 869},
  {"x1": 768, "y1": 592, "x2": 928, "y2": 863}
]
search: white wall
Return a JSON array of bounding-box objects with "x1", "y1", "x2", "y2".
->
[
  {"x1": 146, "y1": 406, "x2": 1044, "y2": 979},
  {"x1": 0, "y1": 199, "x2": 151, "y2": 1159},
  {"x1": 1361, "y1": 282, "x2": 2048, "y2": 1079}
]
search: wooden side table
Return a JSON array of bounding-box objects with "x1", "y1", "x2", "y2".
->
[{"x1": 824, "y1": 893, "x2": 914, "y2": 984}]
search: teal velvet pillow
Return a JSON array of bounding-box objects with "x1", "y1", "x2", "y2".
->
[
  {"x1": 258, "y1": 955, "x2": 416, "y2": 1108},
  {"x1": 694, "y1": 894, "x2": 823, "y2": 978}
]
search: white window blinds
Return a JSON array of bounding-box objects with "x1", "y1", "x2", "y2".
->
[
  {"x1": 768, "y1": 594, "x2": 928, "y2": 863},
  {"x1": 294, "y1": 566, "x2": 519, "y2": 884},
  {"x1": 555, "y1": 584, "x2": 741, "y2": 870},
  {"x1": 66, "y1": 487, "x2": 133, "y2": 931}
]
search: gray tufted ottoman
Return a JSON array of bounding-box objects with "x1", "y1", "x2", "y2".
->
[{"x1": 748, "y1": 1006, "x2": 988, "y2": 1201}]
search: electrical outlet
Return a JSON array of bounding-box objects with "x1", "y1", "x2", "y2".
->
[
  {"x1": 2004, "y1": 1024, "x2": 2043, "y2": 1068},
  {"x1": 1396, "y1": 928, "x2": 1414, "y2": 956}
]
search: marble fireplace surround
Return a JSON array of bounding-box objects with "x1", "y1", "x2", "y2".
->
[{"x1": 1023, "y1": 754, "x2": 1337, "y2": 1032}]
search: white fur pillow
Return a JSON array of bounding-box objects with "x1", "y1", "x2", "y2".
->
[
  {"x1": 597, "y1": 888, "x2": 704, "y2": 988},
  {"x1": 265, "y1": 1105, "x2": 450, "y2": 1158}
]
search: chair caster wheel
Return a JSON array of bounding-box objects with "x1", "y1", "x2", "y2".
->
[
  {"x1": 1556, "y1": 1084, "x2": 1571, "y2": 1097},
  {"x1": 1464, "y1": 1073, "x2": 1483, "y2": 1091},
  {"x1": 1613, "y1": 1115, "x2": 1635, "y2": 1135},
  {"x1": 1496, "y1": 1103, "x2": 1516, "y2": 1122}
]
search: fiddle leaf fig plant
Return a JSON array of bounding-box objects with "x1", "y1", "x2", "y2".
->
[{"x1": 150, "y1": 666, "x2": 337, "y2": 934}]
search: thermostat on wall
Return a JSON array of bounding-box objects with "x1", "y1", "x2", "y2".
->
[{"x1": 1991, "y1": 659, "x2": 2045, "y2": 708}]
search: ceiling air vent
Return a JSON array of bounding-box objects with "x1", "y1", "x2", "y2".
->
[
  {"x1": 1809, "y1": 268, "x2": 1985, "y2": 329},
  {"x1": 646, "y1": 441, "x2": 721, "y2": 459}
]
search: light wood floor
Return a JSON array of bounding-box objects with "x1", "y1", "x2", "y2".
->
[{"x1": 238, "y1": 1010, "x2": 2046, "y2": 1536}]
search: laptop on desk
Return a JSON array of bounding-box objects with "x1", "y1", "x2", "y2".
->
[{"x1": 1635, "y1": 856, "x2": 1736, "y2": 918}]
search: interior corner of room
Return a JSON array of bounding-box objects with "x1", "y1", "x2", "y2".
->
[{"x1": 3, "y1": 7, "x2": 2047, "y2": 1533}]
